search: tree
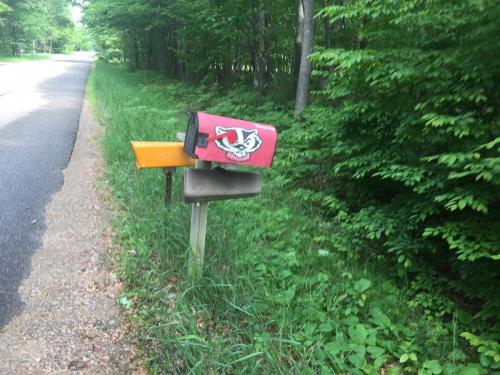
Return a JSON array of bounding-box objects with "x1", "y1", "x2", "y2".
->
[
  {"x1": 83, "y1": 0, "x2": 297, "y2": 89},
  {"x1": 0, "y1": 0, "x2": 75, "y2": 55},
  {"x1": 294, "y1": 0, "x2": 315, "y2": 121},
  {"x1": 0, "y1": 1, "x2": 9, "y2": 12}
]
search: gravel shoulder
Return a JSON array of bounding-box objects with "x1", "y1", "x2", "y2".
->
[{"x1": 0, "y1": 99, "x2": 134, "y2": 374}]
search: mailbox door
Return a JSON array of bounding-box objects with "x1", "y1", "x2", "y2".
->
[{"x1": 188, "y1": 112, "x2": 277, "y2": 168}]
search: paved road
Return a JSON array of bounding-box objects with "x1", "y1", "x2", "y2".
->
[{"x1": 0, "y1": 53, "x2": 93, "y2": 327}]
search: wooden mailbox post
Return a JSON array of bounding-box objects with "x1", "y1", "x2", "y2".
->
[{"x1": 188, "y1": 160, "x2": 211, "y2": 279}]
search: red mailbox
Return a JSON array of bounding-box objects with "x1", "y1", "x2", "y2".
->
[{"x1": 184, "y1": 112, "x2": 277, "y2": 168}]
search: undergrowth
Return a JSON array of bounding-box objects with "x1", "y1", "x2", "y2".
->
[{"x1": 88, "y1": 62, "x2": 494, "y2": 374}]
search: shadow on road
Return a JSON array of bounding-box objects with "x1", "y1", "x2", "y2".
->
[{"x1": 0, "y1": 57, "x2": 92, "y2": 328}]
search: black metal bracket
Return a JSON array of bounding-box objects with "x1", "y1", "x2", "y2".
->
[{"x1": 164, "y1": 167, "x2": 176, "y2": 205}]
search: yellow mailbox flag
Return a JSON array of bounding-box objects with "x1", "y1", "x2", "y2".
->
[{"x1": 130, "y1": 142, "x2": 195, "y2": 169}]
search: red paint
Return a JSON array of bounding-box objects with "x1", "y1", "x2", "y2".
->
[{"x1": 208, "y1": 130, "x2": 237, "y2": 144}]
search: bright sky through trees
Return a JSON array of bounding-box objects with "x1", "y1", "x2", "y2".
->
[{"x1": 71, "y1": 5, "x2": 82, "y2": 25}]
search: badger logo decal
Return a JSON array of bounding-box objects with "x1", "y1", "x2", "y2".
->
[{"x1": 214, "y1": 126, "x2": 263, "y2": 162}]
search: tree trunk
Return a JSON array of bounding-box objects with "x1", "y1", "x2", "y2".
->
[
  {"x1": 293, "y1": 0, "x2": 304, "y2": 85},
  {"x1": 134, "y1": 38, "x2": 140, "y2": 69},
  {"x1": 253, "y1": 0, "x2": 267, "y2": 95},
  {"x1": 323, "y1": 0, "x2": 331, "y2": 48},
  {"x1": 146, "y1": 35, "x2": 153, "y2": 70},
  {"x1": 158, "y1": 29, "x2": 167, "y2": 74},
  {"x1": 294, "y1": 0, "x2": 315, "y2": 121}
]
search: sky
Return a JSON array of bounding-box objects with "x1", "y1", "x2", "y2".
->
[{"x1": 71, "y1": 5, "x2": 83, "y2": 25}]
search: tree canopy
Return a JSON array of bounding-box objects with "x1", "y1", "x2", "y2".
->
[{"x1": 0, "y1": 0, "x2": 76, "y2": 55}]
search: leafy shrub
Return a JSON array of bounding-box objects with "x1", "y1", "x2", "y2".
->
[{"x1": 283, "y1": 0, "x2": 500, "y2": 339}]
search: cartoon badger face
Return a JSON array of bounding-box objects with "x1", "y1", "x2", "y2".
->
[{"x1": 214, "y1": 126, "x2": 263, "y2": 162}]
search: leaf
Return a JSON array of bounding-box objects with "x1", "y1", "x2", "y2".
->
[
  {"x1": 278, "y1": 269, "x2": 292, "y2": 279},
  {"x1": 370, "y1": 307, "x2": 392, "y2": 328},
  {"x1": 348, "y1": 345, "x2": 367, "y2": 368},
  {"x1": 228, "y1": 351, "x2": 263, "y2": 365},
  {"x1": 354, "y1": 278, "x2": 372, "y2": 293},
  {"x1": 279, "y1": 288, "x2": 296, "y2": 305},
  {"x1": 325, "y1": 341, "x2": 343, "y2": 356},
  {"x1": 400, "y1": 353, "x2": 409, "y2": 363},
  {"x1": 319, "y1": 321, "x2": 335, "y2": 333},
  {"x1": 119, "y1": 295, "x2": 131, "y2": 307},
  {"x1": 367, "y1": 345, "x2": 385, "y2": 359},
  {"x1": 422, "y1": 360, "x2": 442, "y2": 374},
  {"x1": 348, "y1": 324, "x2": 368, "y2": 344},
  {"x1": 317, "y1": 249, "x2": 330, "y2": 257},
  {"x1": 459, "y1": 365, "x2": 481, "y2": 375},
  {"x1": 374, "y1": 355, "x2": 385, "y2": 369}
]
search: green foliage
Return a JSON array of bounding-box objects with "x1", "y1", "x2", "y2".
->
[
  {"x1": 0, "y1": 0, "x2": 76, "y2": 55},
  {"x1": 287, "y1": 0, "x2": 500, "y2": 339},
  {"x1": 84, "y1": 0, "x2": 298, "y2": 93},
  {"x1": 69, "y1": 25, "x2": 92, "y2": 52},
  {"x1": 89, "y1": 62, "x2": 497, "y2": 373},
  {"x1": 0, "y1": 1, "x2": 10, "y2": 13},
  {"x1": 461, "y1": 333, "x2": 500, "y2": 371}
]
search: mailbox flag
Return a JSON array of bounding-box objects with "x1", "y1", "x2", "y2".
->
[{"x1": 130, "y1": 141, "x2": 195, "y2": 169}]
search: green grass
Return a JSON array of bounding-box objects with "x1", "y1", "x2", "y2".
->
[
  {"x1": 0, "y1": 53, "x2": 51, "y2": 63},
  {"x1": 88, "y1": 62, "x2": 485, "y2": 374}
]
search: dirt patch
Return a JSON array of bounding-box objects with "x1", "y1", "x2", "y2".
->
[{"x1": 0, "y1": 100, "x2": 138, "y2": 374}]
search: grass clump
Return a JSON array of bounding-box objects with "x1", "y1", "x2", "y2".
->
[
  {"x1": 89, "y1": 62, "x2": 488, "y2": 374},
  {"x1": 0, "y1": 53, "x2": 50, "y2": 63}
]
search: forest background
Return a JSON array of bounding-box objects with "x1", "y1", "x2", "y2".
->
[{"x1": 0, "y1": 0, "x2": 90, "y2": 55}]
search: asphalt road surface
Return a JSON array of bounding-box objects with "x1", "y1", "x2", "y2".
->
[{"x1": 0, "y1": 53, "x2": 93, "y2": 327}]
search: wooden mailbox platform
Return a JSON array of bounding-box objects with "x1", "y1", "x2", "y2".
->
[{"x1": 183, "y1": 168, "x2": 262, "y2": 203}]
